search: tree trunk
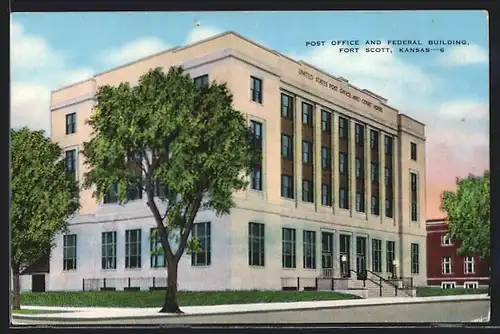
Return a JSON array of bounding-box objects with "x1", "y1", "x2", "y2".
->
[
  {"x1": 159, "y1": 262, "x2": 182, "y2": 313},
  {"x1": 12, "y1": 266, "x2": 21, "y2": 310}
]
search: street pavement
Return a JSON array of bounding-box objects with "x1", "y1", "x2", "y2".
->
[{"x1": 11, "y1": 295, "x2": 490, "y2": 325}]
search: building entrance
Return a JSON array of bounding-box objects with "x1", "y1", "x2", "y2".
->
[
  {"x1": 321, "y1": 231, "x2": 334, "y2": 277},
  {"x1": 356, "y1": 236, "x2": 367, "y2": 276}
]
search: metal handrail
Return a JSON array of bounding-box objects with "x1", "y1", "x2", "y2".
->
[
  {"x1": 366, "y1": 269, "x2": 399, "y2": 288},
  {"x1": 349, "y1": 268, "x2": 383, "y2": 296}
]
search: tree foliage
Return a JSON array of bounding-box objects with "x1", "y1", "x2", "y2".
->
[
  {"x1": 82, "y1": 66, "x2": 256, "y2": 312},
  {"x1": 440, "y1": 171, "x2": 490, "y2": 261},
  {"x1": 11, "y1": 127, "x2": 80, "y2": 272}
]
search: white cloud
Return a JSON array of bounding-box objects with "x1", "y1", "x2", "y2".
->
[
  {"x1": 435, "y1": 100, "x2": 489, "y2": 121},
  {"x1": 185, "y1": 26, "x2": 222, "y2": 45},
  {"x1": 10, "y1": 22, "x2": 94, "y2": 134},
  {"x1": 101, "y1": 37, "x2": 171, "y2": 66},
  {"x1": 437, "y1": 44, "x2": 488, "y2": 66},
  {"x1": 99, "y1": 26, "x2": 223, "y2": 67}
]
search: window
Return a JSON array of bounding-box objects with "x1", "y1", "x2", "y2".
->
[
  {"x1": 410, "y1": 172, "x2": 418, "y2": 221},
  {"x1": 321, "y1": 147, "x2": 331, "y2": 169},
  {"x1": 194, "y1": 74, "x2": 209, "y2": 89},
  {"x1": 464, "y1": 282, "x2": 478, "y2": 289},
  {"x1": 355, "y1": 124, "x2": 364, "y2": 145},
  {"x1": 370, "y1": 130, "x2": 378, "y2": 149},
  {"x1": 250, "y1": 120, "x2": 263, "y2": 151},
  {"x1": 302, "y1": 102, "x2": 313, "y2": 125},
  {"x1": 65, "y1": 112, "x2": 77, "y2": 134},
  {"x1": 281, "y1": 94, "x2": 294, "y2": 118},
  {"x1": 371, "y1": 196, "x2": 379, "y2": 216},
  {"x1": 149, "y1": 228, "x2": 166, "y2": 268},
  {"x1": 339, "y1": 187, "x2": 347, "y2": 209},
  {"x1": 126, "y1": 153, "x2": 143, "y2": 201},
  {"x1": 104, "y1": 183, "x2": 118, "y2": 204},
  {"x1": 385, "y1": 198, "x2": 393, "y2": 218},
  {"x1": 303, "y1": 230, "x2": 316, "y2": 269},
  {"x1": 441, "y1": 282, "x2": 456, "y2": 289},
  {"x1": 339, "y1": 152, "x2": 347, "y2": 174},
  {"x1": 281, "y1": 174, "x2": 294, "y2": 199},
  {"x1": 411, "y1": 172, "x2": 417, "y2": 191},
  {"x1": 411, "y1": 203, "x2": 418, "y2": 222},
  {"x1": 384, "y1": 135, "x2": 393, "y2": 155},
  {"x1": 282, "y1": 228, "x2": 296, "y2": 268},
  {"x1": 249, "y1": 222, "x2": 265, "y2": 266},
  {"x1": 339, "y1": 117, "x2": 348, "y2": 139},
  {"x1": 302, "y1": 180, "x2": 314, "y2": 203},
  {"x1": 321, "y1": 184, "x2": 331, "y2": 206},
  {"x1": 386, "y1": 241, "x2": 395, "y2": 273},
  {"x1": 410, "y1": 142, "x2": 417, "y2": 160},
  {"x1": 442, "y1": 256, "x2": 452, "y2": 274},
  {"x1": 281, "y1": 94, "x2": 293, "y2": 119},
  {"x1": 321, "y1": 110, "x2": 331, "y2": 132},
  {"x1": 355, "y1": 157, "x2": 363, "y2": 178},
  {"x1": 251, "y1": 76, "x2": 262, "y2": 103},
  {"x1": 251, "y1": 165, "x2": 262, "y2": 191},
  {"x1": 65, "y1": 149, "x2": 77, "y2": 179},
  {"x1": 101, "y1": 231, "x2": 117, "y2": 270},
  {"x1": 464, "y1": 256, "x2": 475, "y2": 274},
  {"x1": 355, "y1": 192, "x2": 364, "y2": 212},
  {"x1": 411, "y1": 243, "x2": 419, "y2": 274},
  {"x1": 191, "y1": 222, "x2": 211, "y2": 266},
  {"x1": 441, "y1": 234, "x2": 452, "y2": 246},
  {"x1": 385, "y1": 167, "x2": 392, "y2": 186},
  {"x1": 281, "y1": 134, "x2": 293, "y2": 159},
  {"x1": 63, "y1": 234, "x2": 77, "y2": 271},
  {"x1": 371, "y1": 162, "x2": 379, "y2": 183},
  {"x1": 125, "y1": 229, "x2": 142, "y2": 269},
  {"x1": 154, "y1": 181, "x2": 168, "y2": 198},
  {"x1": 372, "y1": 239, "x2": 382, "y2": 272},
  {"x1": 302, "y1": 141, "x2": 313, "y2": 164}
]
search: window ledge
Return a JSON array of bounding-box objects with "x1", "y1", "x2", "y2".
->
[
  {"x1": 249, "y1": 265, "x2": 266, "y2": 269},
  {"x1": 250, "y1": 100, "x2": 263, "y2": 106},
  {"x1": 191, "y1": 265, "x2": 211, "y2": 268}
]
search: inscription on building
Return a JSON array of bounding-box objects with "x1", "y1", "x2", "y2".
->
[{"x1": 298, "y1": 69, "x2": 383, "y2": 112}]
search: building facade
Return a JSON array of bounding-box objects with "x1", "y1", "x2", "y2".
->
[
  {"x1": 426, "y1": 218, "x2": 489, "y2": 289},
  {"x1": 20, "y1": 31, "x2": 427, "y2": 292}
]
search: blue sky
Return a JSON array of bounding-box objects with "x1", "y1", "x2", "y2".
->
[{"x1": 11, "y1": 11, "x2": 489, "y2": 216}]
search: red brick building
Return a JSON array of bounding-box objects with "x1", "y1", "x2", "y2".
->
[{"x1": 426, "y1": 218, "x2": 489, "y2": 289}]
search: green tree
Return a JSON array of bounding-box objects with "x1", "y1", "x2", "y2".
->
[
  {"x1": 11, "y1": 127, "x2": 80, "y2": 309},
  {"x1": 440, "y1": 171, "x2": 490, "y2": 261},
  {"x1": 82, "y1": 67, "x2": 255, "y2": 313}
]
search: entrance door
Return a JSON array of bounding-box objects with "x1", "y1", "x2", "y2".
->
[
  {"x1": 339, "y1": 234, "x2": 351, "y2": 277},
  {"x1": 321, "y1": 232, "x2": 334, "y2": 277},
  {"x1": 356, "y1": 236, "x2": 367, "y2": 275},
  {"x1": 32, "y1": 274, "x2": 45, "y2": 293}
]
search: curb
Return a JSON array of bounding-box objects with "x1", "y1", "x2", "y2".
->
[{"x1": 12, "y1": 296, "x2": 490, "y2": 322}]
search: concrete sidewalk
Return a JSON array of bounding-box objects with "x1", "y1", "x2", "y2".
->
[{"x1": 12, "y1": 294, "x2": 489, "y2": 321}]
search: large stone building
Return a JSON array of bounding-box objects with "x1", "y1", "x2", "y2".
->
[{"x1": 21, "y1": 31, "x2": 427, "y2": 292}]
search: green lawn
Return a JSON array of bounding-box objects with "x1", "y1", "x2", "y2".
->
[
  {"x1": 416, "y1": 287, "x2": 488, "y2": 297},
  {"x1": 20, "y1": 290, "x2": 360, "y2": 308},
  {"x1": 12, "y1": 309, "x2": 73, "y2": 315}
]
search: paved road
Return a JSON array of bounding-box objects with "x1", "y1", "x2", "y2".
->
[{"x1": 12, "y1": 300, "x2": 489, "y2": 325}]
